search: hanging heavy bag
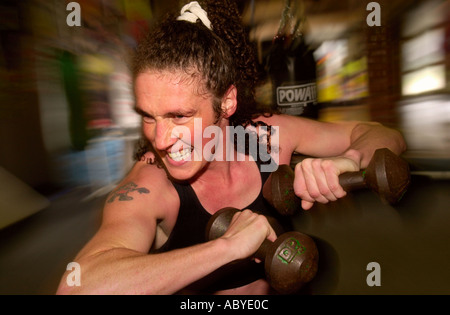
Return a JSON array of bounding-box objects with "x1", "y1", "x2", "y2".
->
[{"x1": 266, "y1": 0, "x2": 318, "y2": 119}]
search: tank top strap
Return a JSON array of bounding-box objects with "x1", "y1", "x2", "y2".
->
[{"x1": 151, "y1": 181, "x2": 211, "y2": 254}]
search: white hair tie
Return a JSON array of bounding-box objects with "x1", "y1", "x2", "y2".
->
[{"x1": 177, "y1": 1, "x2": 212, "y2": 30}]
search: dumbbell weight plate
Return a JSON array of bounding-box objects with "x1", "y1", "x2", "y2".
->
[{"x1": 264, "y1": 231, "x2": 319, "y2": 294}]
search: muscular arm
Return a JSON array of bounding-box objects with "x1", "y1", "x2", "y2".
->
[
  {"x1": 259, "y1": 115, "x2": 407, "y2": 209},
  {"x1": 344, "y1": 121, "x2": 406, "y2": 168},
  {"x1": 58, "y1": 232, "x2": 234, "y2": 295},
  {"x1": 271, "y1": 115, "x2": 405, "y2": 163},
  {"x1": 56, "y1": 162, "x2": 274, "y2": 295},
  {"x1": 293, "y1": 119, "x2": 406, "y2": 209}
]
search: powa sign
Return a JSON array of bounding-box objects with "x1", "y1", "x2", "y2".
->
[{"x1": 277, "y1": 83, "x2": 317, "y2": 107}]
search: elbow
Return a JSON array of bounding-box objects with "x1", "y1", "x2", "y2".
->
[
  {"x1": 56, "y1": 286, "x2": 71, "y2": 296},
  {"x1": 55, "y1": 277, "x2": 78, "y2": 295},
  {"x1": 391, "y1": 128, "x2": 407, "y2": 155},
  {"x1": 55, "y1": 260, "x2": 92, "y2": 295},
  {"x1": 354, "y1": 121, "x2": 407, "y2": 155}
]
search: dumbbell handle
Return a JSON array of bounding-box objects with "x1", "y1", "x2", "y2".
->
[{"x1": 338, "y1": 170, "x2": 367, "y2": 191}]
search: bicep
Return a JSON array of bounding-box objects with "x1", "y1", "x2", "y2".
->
[
  {"x1": 284, "y1": 117, "x2": 359, "y2": 157},
  {"x1": 76, "y1": 200, "x2": 158, "y2": 260},
  {"x1": 76, "y1": 165, "x2": 178, "y2": 260}
]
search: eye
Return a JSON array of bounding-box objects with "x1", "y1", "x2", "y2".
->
[
  {"x1": 142, "y1": 116, "x2": 155, "y2": 124},
  {"x1": 134, "y1": 107, "x2": 155, "y2": 124},
  {"x1": 172, "y1": 114, "x2": 191, "y2": 124}
]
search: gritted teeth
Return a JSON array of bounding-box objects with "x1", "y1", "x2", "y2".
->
[{"x1": 168, "y1": 147, "x2": 193, "y2": 161}]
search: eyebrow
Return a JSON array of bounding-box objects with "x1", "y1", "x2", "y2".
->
[
  {"x1": 133, "y1": 106, "x2": 196, "y2": 119},
  {"x1": 134, "y1": 106, "x2": 148, "y2": 117}
]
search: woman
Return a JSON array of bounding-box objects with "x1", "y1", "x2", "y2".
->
[{"x1": 57, "y1": 0, "x2": 405, "y2": 295}]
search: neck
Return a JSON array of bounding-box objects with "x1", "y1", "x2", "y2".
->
[
  {"x1": 189, "y1": 156, "x2": 261, "y2": 213},
  {"x1": 190, "y1": 117, "x2": 256, "y2": 186}
]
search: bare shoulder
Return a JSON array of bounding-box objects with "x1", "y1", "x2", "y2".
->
[
  {"x1": 252, "y1": 114, "x2": 309, "y2": 161},
  {"x1": 105, "y1": 157, "x2": 179, "y2": 222},
  {"x1": 77, "y1": 156, "x2": 179, "y2": 257}
]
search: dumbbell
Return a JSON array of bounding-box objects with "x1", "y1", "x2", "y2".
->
[
  {"x1": 206, "y1": 207, "x2": 319, "y2": 294},
  {"x1": 263, "y1": 148, "x2": 411, "y2": 215}
]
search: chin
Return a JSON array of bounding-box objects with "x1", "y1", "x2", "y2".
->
[{"x1": 162, "y1": 158, "x2": 206, "y2": 182}]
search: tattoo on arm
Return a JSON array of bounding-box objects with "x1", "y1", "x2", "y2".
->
[{"x1": 107, "y1": 182, "x2": 150, "y2": 203}]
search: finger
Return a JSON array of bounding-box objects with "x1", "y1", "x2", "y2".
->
[
  {"x1": 293, "y1": 162, "x2": 307, "y2": 197},
  {"x1": 238, "y1": 210, "x2": 277, "y2": 243},
  {"x1": 294, "y1": 161, "x2": 323, "y2": 210},
  {"x1": 302, "y1": 199, "x2": 314, "y2": 210},
  {"x1": 266, "y1": 223, "x2": 277, "y2": 243},
  {"x1": 311, "y1": 159, "x2": 338, "y2": 202},
  {"x1": 229, "y1": 209, "x2": 262, "y2": 234},
  {"x1": 302, "y1": 160, "x2": 329, "y2": 205},
  {"x1": 228, "y1": 209, "x2": 249, "y2": 229},
  {"x1": 322, "y1": 160, "x2": 347, "y2": 199},
  {"x1": 293, "y1": 162, "x2": 314, "y2": 203}
]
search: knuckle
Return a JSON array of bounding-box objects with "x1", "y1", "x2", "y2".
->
[
  {"x1": 318, "y1": 186, "x2": 330, "y2": 196},
  {"x1": 294, "y1": 162, "x2": 303, "y2": 174},
  {"x1": 328, "y1": 183, "x2": 338, "y2": 192},
  {"x1": 321, "y1": 159, "x2": 335, "y2": 171},
  {"x1": 309, "y1": 190, "x2": 321, "y2": 199},
  {"x1": 303, "y1": 158, "x2": 314, "y2": 167},
  {"x1": 256, "y1": 214, "x2": 268, "y2": 225},
  {"x1": 240, "y1": 209, "x2": 254, "y2": 217},
  {"x1": 311, "y1": 158, "x2": 322, "y2": 169},
  {"x1": 299, "y1": 158, "x2": 313, "y2": 170},
  {"x1": 293, "y1": 186, "x2": 303, "y2": 196}
]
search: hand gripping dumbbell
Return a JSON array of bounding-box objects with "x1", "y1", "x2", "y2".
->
[
  {"x1": 263, "y1": 148, "x2": 411, "y2": 215},
  {"x1": 206, "y1": 207, "x2": 319, "y2": 294}
]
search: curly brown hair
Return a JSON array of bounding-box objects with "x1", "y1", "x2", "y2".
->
[{"x1": 132, "y1": 0, "x2": 275, "y2": 162}]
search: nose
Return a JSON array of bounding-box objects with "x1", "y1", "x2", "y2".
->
[{"x1": 154, "y1": 120, "x2": 176, "y2": 151}]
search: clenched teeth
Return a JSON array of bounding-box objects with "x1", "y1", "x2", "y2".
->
[{"x1": 168, "y1": 147, "x2": 192, "y2": 161}]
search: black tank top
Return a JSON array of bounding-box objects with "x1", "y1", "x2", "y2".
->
[{"x1": 152, "y1": 162, "x2": 292, "y2": 293}]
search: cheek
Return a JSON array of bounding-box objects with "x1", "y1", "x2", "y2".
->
[
  {"x1": 142, "y1": 124, "x2": 155, "y2": 141},
  {"x1": 171, "y1": 125, "x2": 196, "y2": 152}
]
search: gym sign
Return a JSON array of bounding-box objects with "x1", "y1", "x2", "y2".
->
[{"x1": 276, "y1": 83, "x2": 317, "y2": 107}]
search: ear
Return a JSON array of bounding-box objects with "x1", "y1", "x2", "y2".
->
[{"x1": 221, "y1": 85, "x2": 237, "y2": 118}]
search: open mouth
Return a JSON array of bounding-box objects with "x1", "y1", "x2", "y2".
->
[{"x1": 167, "y1": 147, "x2": 193, "y2": 162}]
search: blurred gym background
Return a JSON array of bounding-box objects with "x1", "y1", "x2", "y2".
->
[{"x1": 0, "y1": 0, "x2": 449, "y2": 294}]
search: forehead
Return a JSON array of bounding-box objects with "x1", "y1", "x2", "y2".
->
[
  {"x1": 134, "y1": 70, "x2": 213, "y2": 112},
  {"x1": 135, "y1": 70, "x2": 209, "y2": 98}
]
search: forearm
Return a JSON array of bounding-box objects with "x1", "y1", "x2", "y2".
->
[
  {"x1": 56, "y1": 238, "x2": 233, "y2": 295},
  {"x1": 346, "y1": 122, "x2": 407, "y2": 168}
]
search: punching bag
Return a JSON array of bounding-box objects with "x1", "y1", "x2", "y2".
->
[{"x1": 266, "y1": 0, "x2": 318, "y2": 118}]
